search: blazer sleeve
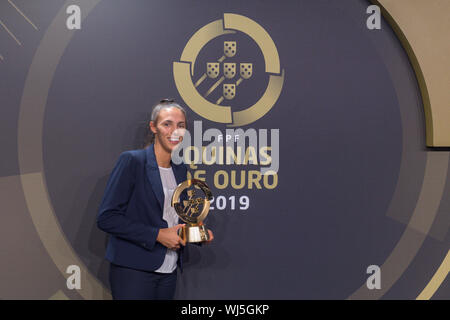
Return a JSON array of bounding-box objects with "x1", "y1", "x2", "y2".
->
[{"x1": 97, "y1": 151, "x2": 159, "y2": 251}]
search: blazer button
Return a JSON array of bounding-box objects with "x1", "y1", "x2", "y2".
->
[{"x1": 142, "y1": 243, "x2": 147, "y2": 247}]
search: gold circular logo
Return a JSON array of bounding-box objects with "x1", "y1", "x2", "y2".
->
[{"x1": 173, "y1": 13, "x2": 285, "y2": 126}]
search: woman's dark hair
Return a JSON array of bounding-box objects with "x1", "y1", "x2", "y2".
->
[{"x1": 143, "y1": 98, "x2": 187, "y2": 148}]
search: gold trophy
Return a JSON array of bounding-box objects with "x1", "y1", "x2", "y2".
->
[{"x1": 171, "y1": 179, "x2": 213, "y2": 243}]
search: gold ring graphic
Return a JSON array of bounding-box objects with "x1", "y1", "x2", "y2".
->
[{"x1": 173, "y1": 13, "x2": 285, "y2": 126}]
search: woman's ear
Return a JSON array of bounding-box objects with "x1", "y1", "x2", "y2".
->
[{"x1": 149, "y1": 121, "x2": 157, "y2": 134}]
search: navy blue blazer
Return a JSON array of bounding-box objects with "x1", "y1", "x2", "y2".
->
[{"x1": 97, "y1": 144, "x2": 187, "y2": 272}]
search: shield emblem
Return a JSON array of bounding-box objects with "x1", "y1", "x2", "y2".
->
[
  {"x1": 224, "y1": 41, "x2": 236, "y2": 57},
  {"x1": 223, "y1": 63, "x2": 236, "y2": 79},
  {"x1": 240, "y1": 63, "x2": 253, "y2": 79},
  {"x1": 223, "y1": 84, "x2": 236, "y2": 100},
  {"x1": 207, "y1": 62, "x2": 220, "y2": 78}
]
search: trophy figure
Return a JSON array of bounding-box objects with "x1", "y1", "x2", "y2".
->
[{"x1": 171, "y1": 179, "x2": 213, "y2": 243}]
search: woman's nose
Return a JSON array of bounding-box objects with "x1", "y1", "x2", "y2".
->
[
  {"x1": 168, "y1": 126, "x2": 176, "y2": 135},
  {"x1": 172, "y1": 128, "x2": 186, "y2": 137}
]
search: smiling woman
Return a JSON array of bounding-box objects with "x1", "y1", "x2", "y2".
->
[
  {"x1": 149, "y1": 99, "x2": 187, "y2": 163},
  {"x1": 147, "y1": 99, "x2": 186, "y2": 144},
  {"x1": 96, "y1": 98, "x2": 214, "y2": 300}
]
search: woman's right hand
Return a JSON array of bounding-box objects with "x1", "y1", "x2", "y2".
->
[{"x1": 156, "y1": 224, "x2": 186, "y2": 250}]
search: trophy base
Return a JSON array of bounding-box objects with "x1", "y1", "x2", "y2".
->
[{"x1": 178, "y1": 224, "x2": 210, "y2": 243}]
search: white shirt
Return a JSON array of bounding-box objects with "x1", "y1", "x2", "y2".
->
[{"x1": 154, "y1": 166, "x2": 179, "y2": 273}]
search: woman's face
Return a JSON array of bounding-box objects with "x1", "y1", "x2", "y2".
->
[{"x1": 150, "y1": 107, "x2": 186, "y2": 153}]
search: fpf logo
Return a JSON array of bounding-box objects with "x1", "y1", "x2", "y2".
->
[{"x1": 173, "y1": 13, "x2": 285, "y2": 127}]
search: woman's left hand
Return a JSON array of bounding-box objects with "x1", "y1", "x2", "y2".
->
[{"x1": 205, "y1": 229, "x2": 214, "y2": 244}]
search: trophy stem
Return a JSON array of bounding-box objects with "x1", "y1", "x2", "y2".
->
[{"x1": 178, "y1": 224, "x2": 210, "y2": 243}]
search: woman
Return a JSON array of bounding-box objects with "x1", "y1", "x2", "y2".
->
[{"x1": 97, "y1": 99, "x2": 214, "y2": 300}]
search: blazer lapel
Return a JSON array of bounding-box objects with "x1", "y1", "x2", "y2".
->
[
  {"x1": 171, "y1": 162, "x2": 187, "y2": 185},
  {"x1": 172, "y1": 162, "x2": 187, "y2": 223},
  {"x1": 171, "y1": 162, "x2": 187, "y2": 226},
  {"x1": 145, "y1": 144, "x2": 164, "y2": 210}
]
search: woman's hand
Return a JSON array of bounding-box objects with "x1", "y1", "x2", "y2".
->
[
  {"x1": 156, "y1": 224, "x2": 186, "y2": 250},
  {"x1": 205, "y1": 229, "x2": 214, "y2": 244}
]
